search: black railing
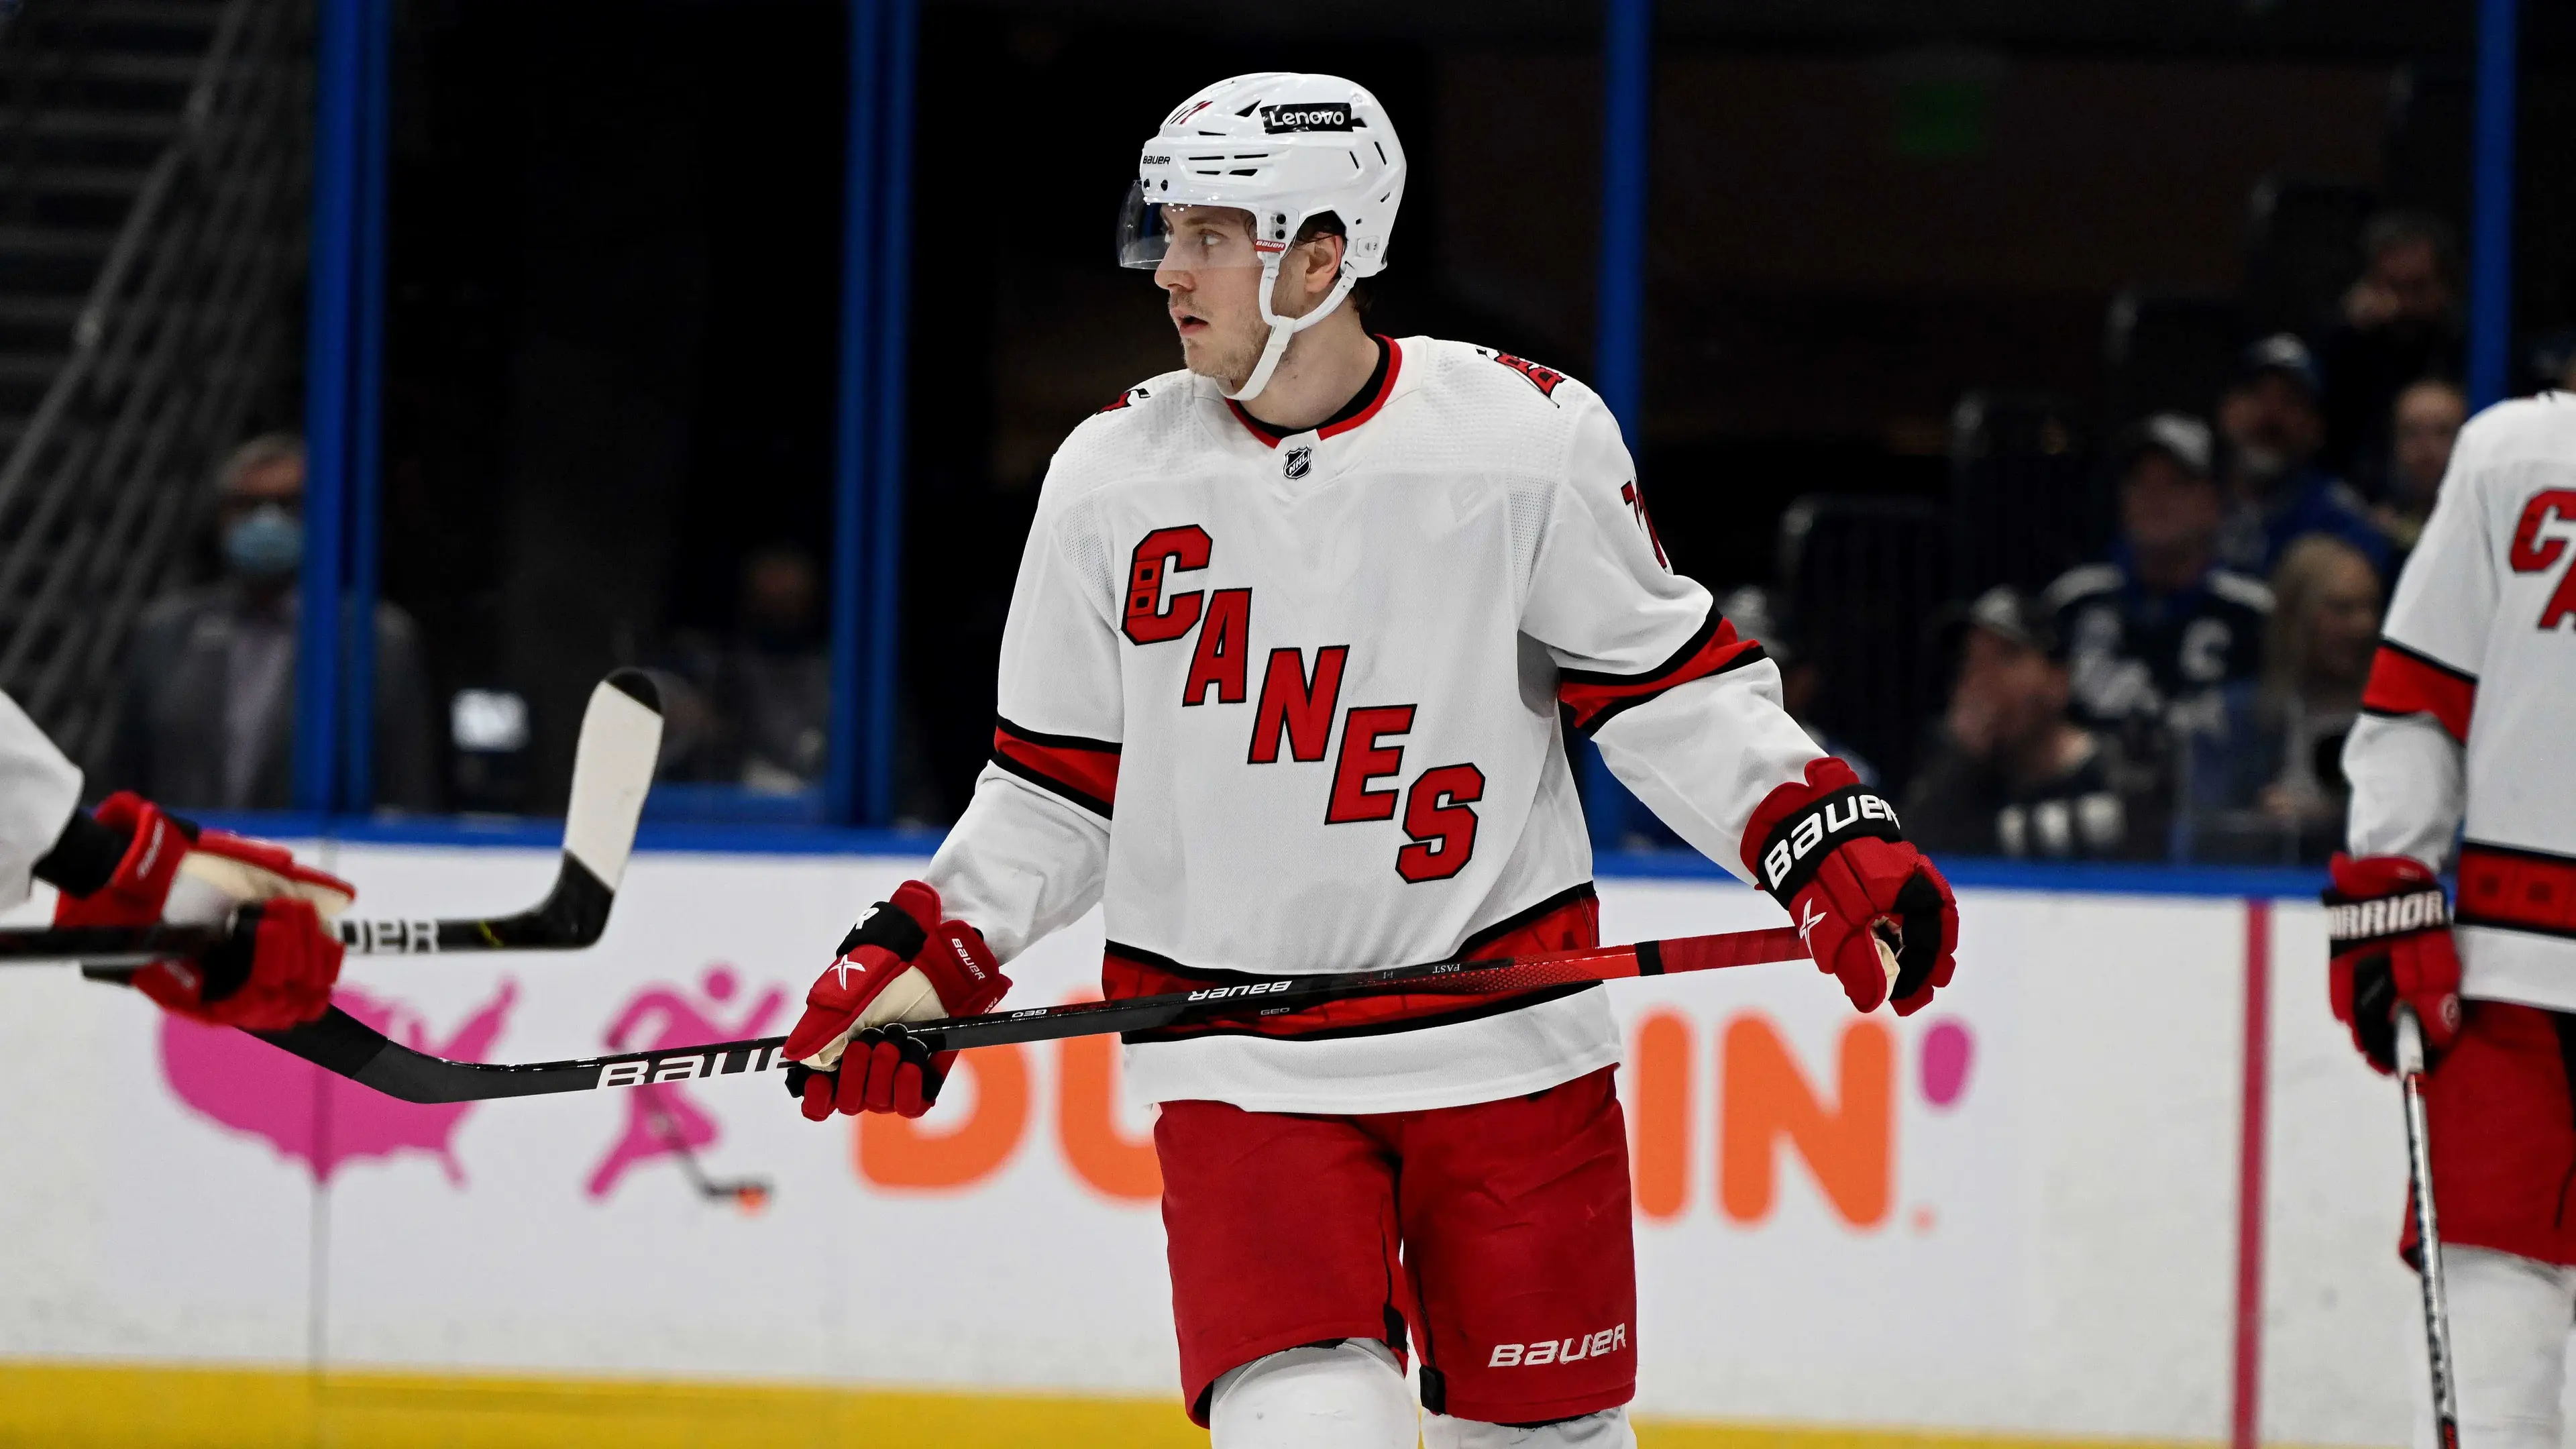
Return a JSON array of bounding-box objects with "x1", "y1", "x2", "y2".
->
[{"x1": 0, "y1": 0, "x2": 307, "y2": 761}]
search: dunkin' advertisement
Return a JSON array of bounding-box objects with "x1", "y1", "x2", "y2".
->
[{"x1": 0, "y1": 846, "x2": 2424, "y2": 1444}]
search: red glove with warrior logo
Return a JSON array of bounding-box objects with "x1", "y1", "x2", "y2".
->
[
  {"x1": 1743, "y1": 757, "x2": 1959, "y2": 1015},
  {"x1": 50, "y1": 792, "x2": 354, "y2": 1028},
  {"x1": 783, "y1": 880, "x2": 1010, "y2": 1120},
  {"x1": 2325, "y1": 853, "x2": 2461, "y2": 1074}
]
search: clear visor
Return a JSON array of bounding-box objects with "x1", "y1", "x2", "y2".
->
[{"x1": 1116, "y1": 180, "x2": 1272, "y2": 271}]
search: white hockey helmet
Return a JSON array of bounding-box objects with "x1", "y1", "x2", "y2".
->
[{"x1": 1117, "y1": 72, "x2": 1407, "y2": 401}]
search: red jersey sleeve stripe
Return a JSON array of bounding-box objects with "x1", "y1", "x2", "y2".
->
[
  {"x1": 991, "y1": 716, "x2": 1120, "y2": 818},
  {"x1": 1557, "y1": 609, "x2": 1768, "y2": 735},
  {"x1": 2359, "y1": 639, "x2": 2478, "y2": 743}
]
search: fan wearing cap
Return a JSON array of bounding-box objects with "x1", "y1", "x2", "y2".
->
[
  {"x1": 775, "y1": 73, "x2": 1960, "y2": 1449},
  {"x1": 1902, "y1": 587, "x2": 2160, "y2": 861},
  {"x1": 2212, "y1": 334, "x2": 2392, "y2": 580},
  {"x1": 2044, "y1": 413, "x2": 2273, "y2": 741}
]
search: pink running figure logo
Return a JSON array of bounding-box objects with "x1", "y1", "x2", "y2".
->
[
  {"x1": 584, "y1": 965, "x2": 784, "y2": 1204},
  {"x1": 160, "y1": 981, "x2": 516, "y2": 1185}
]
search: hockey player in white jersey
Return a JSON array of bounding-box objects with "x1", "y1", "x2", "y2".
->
[
  {"x1": 2330, "y1": 392, "x2": 2576, "y2": 1449},
  {"x1": 0, "y1": 688, "x2": 351, "y2": 1026},
  {"x1": 780, "y1": 74, "x2": 1962, "y2": 1446}
]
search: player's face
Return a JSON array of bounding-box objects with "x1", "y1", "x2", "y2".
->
[{"x1": 1154, "y1": 206, "x2": 1269, "y2": 384}]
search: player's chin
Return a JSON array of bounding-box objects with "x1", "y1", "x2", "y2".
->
[{"x1": 1177, "y1": 344, "x2": 1248, "y2": 386}]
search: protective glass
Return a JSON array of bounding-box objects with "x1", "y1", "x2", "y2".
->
[{"x1": 1116, "y1": 180, "x2": 1267, "y2": 271}]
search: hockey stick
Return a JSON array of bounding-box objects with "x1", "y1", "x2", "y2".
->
[
  {"x1": 2396, "y1": 1006, "x2": 2462, "y2": 1449},
  {"x1": 249, "y1": 924, "x2": 1817, "y2": 1105},
  {"x1": 0, "y1": 670, "x2": 665, "y2": 967}
]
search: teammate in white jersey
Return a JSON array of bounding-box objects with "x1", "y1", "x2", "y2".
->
[
  {"x1": 780, "y1": 74, "x2": 1962, "y2": 1447},
  {"x1": 2329, "y1": 393, "x2": 2576, "y2": 1449},
  {"x1": 0, "y1": 687, "x2": 350, "y2": 1026}
]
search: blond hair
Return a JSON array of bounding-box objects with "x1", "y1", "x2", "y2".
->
[{"x1": 2263, "y1": 534, "x2": 2378, "y2": 704}]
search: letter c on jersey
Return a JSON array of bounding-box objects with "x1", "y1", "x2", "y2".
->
[
  {"x1": 2508, "y1": 489, "x2": 2576, "y2": 630},
  {"x1": 1126, "y1": 526, "x2": 1213, "y2": 645}
]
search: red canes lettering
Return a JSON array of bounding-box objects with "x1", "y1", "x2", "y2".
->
[
  {"x1": 1248, "y1": 646, "x2": 1348, "y2": 763},
  {"x1": 1397, "y1": 764, "x2": 1485, "y2": 882},
  {"x1": 2508, "y1": 489, "x2": 2576, "y2": 572},
  {"x1": 1326, "y1": 706, "x2": 1415, "y2": 822},
  {"x1": 1181, "y1": 589, "x2": 1252, "y2": 705},
  {"x1": 2508, "y1": 490, "x2": 2576, "y2": 630},
  {"x1": 1124, "y1": 525, "x2": 1213, "y2": 644}
]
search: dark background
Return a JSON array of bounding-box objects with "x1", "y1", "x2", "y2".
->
[{"x1": 373, "y1": 0, "x2": 2574, "y2": 816}]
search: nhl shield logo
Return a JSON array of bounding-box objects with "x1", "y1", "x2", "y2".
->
[{"x1": 1283, "y1": 445, "x2": 1313, "y2": 480}]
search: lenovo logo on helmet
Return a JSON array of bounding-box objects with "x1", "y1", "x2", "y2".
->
[
  {"x1": 1140, "y1": 154, "x2": 1171, "y2": 166},
  {"x1": 1260, "y1": 102, "x2": 1352, "y2": 133}
]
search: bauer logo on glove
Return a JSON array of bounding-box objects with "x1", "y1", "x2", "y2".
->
[
  {"x1": 1743, "y1": 759, "x2": 1959, "y2": 1016},
  {"x1": 783, "y1": 880, "x2": 1011, "y2": 1120},
  {"x1": 1758, "y1": 788, "x2": 1905, "y2": 897}
]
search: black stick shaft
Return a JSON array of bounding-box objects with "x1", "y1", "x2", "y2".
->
[{"x1": 253, "y1": 926, "x2": 1809, "y2": 1106}]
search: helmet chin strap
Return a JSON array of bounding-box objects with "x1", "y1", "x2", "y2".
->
[{"x1": 1224, "y1": 264, "x2": 1358, "y2": 404}]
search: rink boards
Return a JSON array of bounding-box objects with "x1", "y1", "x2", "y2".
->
[{"x1": 0, "y1": 843, "x2": 2426, "y2": 1446}]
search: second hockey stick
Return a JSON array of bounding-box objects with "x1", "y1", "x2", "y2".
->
[
  {"x1": 250, "y1": 924, "x2": 1817, "y2": 1105},
  {"x1": 0, "y1": 670, "x2": 665, "y2": 967},
  {"x1": 2396, "y1": 1006, "x2": 2462, "y2": 1449}
]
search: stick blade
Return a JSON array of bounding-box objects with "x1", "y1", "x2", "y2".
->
[{"x1": 561, "y1": 669, "x2": 663, "y2": 894}]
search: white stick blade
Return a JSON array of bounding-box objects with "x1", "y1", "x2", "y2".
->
[{"x1": 561, "y1": 670, "x2": 663, "y2": 892}]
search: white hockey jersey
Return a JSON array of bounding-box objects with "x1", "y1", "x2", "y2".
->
[
  {"x1": 0, "y1": 688, "x2": 86, "y2": 908},
  {"x1": 2347, "y1": 394, "x2": 2576, "y2": 1012},
  {"x1": 923, "y1": 336, "x2": 1825, "y2": 1114}
]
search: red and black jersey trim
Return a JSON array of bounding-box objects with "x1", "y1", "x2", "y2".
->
[
  {"x1": 2360, "y1": 638, "x2": 2479, "y2": 743},
  {"x1": 989, "y1": 716, "x2": 1120, "y2": 819},
  {"x1": 1557, "y1": 607, "x2": 1768, "y2": 735},
  {"x1": 1225, "y1": 336, "x2": 1403, "y2": 448},
  {"x1": 2459, "y1": 841, "x2": 2576, "y2": 941},
  {"x1": 1102, "y1": 883, "x2": 1601, "y2": 1043}
]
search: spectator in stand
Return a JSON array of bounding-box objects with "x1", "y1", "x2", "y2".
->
[
  {"x1": 659, "y1": 543, "x2": 944, "y2": 819},
  {"x1": 662, "y1": 544, "x2": 831, "y2": 792},
  {"x1": 2179, "y1": 534, "x2": 2384, "y2": 863},
  {"x1": 2213, "y1": 333, "x2": 2390, "y2": 580},
  {"x1": 2045, "y1": 413, "x2": 2271, "y2": 737},
  {"x1": 2370, "y1": 376, "x2": 2467, "y2": 561},
  {"x1": 2318, "y1": 211, "x2": 2463, "y2": 488},
  {"x1": 97, "y1": 434, "x2": 437, "y2": 811},
  {"x1": 1902, "y1": 587, "x2": 2159, "y2": 861},
  {"x1": 1718, "y1": 585, "x2": 1879, "y2": 786}
]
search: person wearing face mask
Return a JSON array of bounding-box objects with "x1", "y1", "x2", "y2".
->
[
  {"x1": 2212, "y1": 335, "x2": 2391, "y2": 582},
  {"x1": 95, "y1": 433, "x2": 437, "y2": 811}
]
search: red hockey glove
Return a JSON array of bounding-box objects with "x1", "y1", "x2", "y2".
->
[
  {"x1": 782, "y1": 880, "x2": 1010, "y2": 1120},
  {"x1": 2325, "y1": 853, "x2": 2461, "y2": 1075},
  {"x1": 1743, "y1": 757, "x2": 1960, "y2": 1015},
  {"x1": 53, "y1": 792, "x2": 355, "y2": 1028},
  {"x1": 132, "y1": 899, "x2": 345, "y2": 1030}
]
